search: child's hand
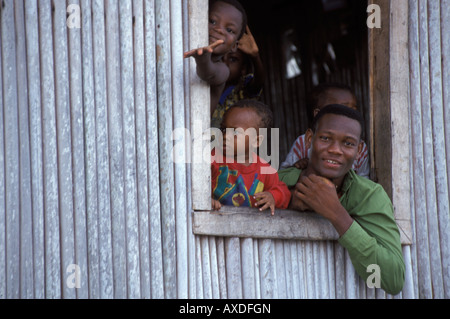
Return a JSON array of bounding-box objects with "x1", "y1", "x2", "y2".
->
[
  {"x1": 253, "y1": 192, "x2": 276, "y2": 215},
  {"x1": 211, "y1": 198, "x2": 222, "y2": 211},
  {"x1": 294, "y1": 158, "x2": 309, "y2": 170},
  {"x1": 237, "y1": 26, "x2": 259, "y2": 57},
  {"x1": 183, "y1": 40, "x2": 224, "y2": 59}
]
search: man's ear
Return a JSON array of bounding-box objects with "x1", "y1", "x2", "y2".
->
[
  {"x1": 305, "y1": 128, "x2": 314, "y2": 150},
  {"x1": 357, "y1": 140, "x2": 364, "y2": 155}
]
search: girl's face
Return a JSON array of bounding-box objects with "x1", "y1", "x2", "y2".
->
[
  {"x1": 220, "y1": 107, "x2": 261, "y2": 163},
  {"x1": 209, "y1": 1, "x2": 243, "y2": 56},
  {"x1": 224, "y1": 50, "x2": 246, "y2": 85}
]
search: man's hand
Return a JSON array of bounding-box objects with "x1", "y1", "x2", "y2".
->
[
  {"x1": 294, "y1": 158, "x2": 309, "y2": 170},
  {"x1": 183, "y1": 40, "x2": 224, "y2": 59},
  {"x1": 254, "y1": 192, "x2": 276, "y2": 215},
  {"x1": 295, "y1": 174, "x2": 353, "y2": 236}
]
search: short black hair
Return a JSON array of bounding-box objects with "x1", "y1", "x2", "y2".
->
[
  {"x1": 311, "y1": 104, "x2": 364, "y2": 139},
  {"x1": 228, "y1": 99, "x2": 273, "y2": 129},
  {"x1": 209, "y1": 0, "x2": 248, "y2": 40},
  {"x1": 308, "y1": 82, "x2": 355, "y2": 112}
]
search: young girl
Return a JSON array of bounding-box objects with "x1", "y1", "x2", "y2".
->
[{"x1": 211, "y1": 100, "x2": 291, "y2": 215}]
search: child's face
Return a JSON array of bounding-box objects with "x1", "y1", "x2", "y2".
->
[
  {"x1": 209, "y1": 1, "x2": 243, "y2": 56},
  {"x1": 314, "y1": 88, "x2": 358, "y2": 116},
  {"x1": 220, "y1": 107, "x2": 261, "y2": 162},
  {"x1": 224, "y1": 50, "x2": 246, "y2": 84}
]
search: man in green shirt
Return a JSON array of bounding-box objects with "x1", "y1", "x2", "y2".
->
[{"x1": 278, "y1": 104, "x2": 405, "y2": 295}]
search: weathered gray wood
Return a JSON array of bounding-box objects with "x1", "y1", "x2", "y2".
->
[
  {"x1": 92, "y1": 0, "x2": 114, "y2": 299},
  {"x1": 119, "y1": 0, "x2": 141, "y2": 299},
  {"x1": 24, "y1": 0, "x2": 45, "y2": 299},
  {"x1": 67, "y1": 0, "x2": 89, "y2": 299},
  {"x1": 188, "y1": 0, "x2": 211, "y2": 211},
  {"x1": 440, "y1": 0, "x2": 450, "y2": 299},
  {"x1": 155, "y1": 0, "x2": 177, "y2": 299},
  {"x1": 14, "y1": 0, "x2": 34, "y2": 299},
  {"x1": 54, "y1": 0, "x2": 76, "y2": 299},
  {"x1": 0, "y1": 1, "x2": 6, "y2": 299},
  {"x1": 418, "y1": 0, "x2": 444, "y2": 298},
  {"x1": 193, "y1": 208, "x2": 339, "y2": 240},
  {"x1": 225, "y1": 237, "x2": 243, "y2": 298},
  {"x1": 80, "y1": 0, "x2": 99, "y2": 299},
  {"x1": 2, "y1": 0, "x2": 20, "y2": 299},
  {"x1": 170, "y1": 0, "x2": 189, "y2": 299},
  {"x1": 39, "y1": 0, "x2": 62, "y2": 299},
  {"x1": 143, "y1": 0, "x2": 164, "y2": 299},
  {"x1": 133, "y1": 0, "x2": 151, "y2": 300}
]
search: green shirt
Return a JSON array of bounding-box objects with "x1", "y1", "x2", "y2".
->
[{"x1": 279, "y1": 167, "x2": 405, "y2": 295}]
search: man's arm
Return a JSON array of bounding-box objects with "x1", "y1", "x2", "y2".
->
[{"x1": 295, "y1": 175, "x2": 405, "y2": 295}]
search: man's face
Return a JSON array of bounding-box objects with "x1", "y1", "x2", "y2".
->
[
  {"x1": 208, "y1": 1, "x2": 243, "y2": 56},
  {"x1": 306, "y1": 113, "x2": 362, "y2": 182}
]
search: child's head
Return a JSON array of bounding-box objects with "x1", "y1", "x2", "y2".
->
[
  {"x1": 220, "y1": 99, "x2": 272, "y2": 161},
  {"x1": 223, "y1": 49, "x2": 251, "y2": 85},
  {"x1": 209, "y1": 0, "x2": 247, "y2": 56},
  {"x1": 309, "y1": 83, "x2": 358, "y2": 117}
]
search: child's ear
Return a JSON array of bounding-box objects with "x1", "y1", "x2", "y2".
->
[
  {"x1": 252, "y1": 134, "x2": 264, "y2": 149},
  {"x1": 305, "y1": 129, "x2": 313, "y2": 150}
]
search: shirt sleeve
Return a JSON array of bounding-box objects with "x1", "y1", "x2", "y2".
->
[{"x1": 338, "y1": 193, "x2": 405, "y2": 295}]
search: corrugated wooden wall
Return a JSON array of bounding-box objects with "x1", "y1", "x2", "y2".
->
[
  {"x1": 408, "y1": 0, "x2": 450, "y2": 299},
  {"x1": 0, "y1": 0, "x2": 448, "y2": 299}
]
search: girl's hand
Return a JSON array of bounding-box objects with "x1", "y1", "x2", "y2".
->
[{"x1": 254, "y1": 192, "x2": 276, "y2": 215}]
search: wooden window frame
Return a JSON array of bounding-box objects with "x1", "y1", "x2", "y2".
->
[{"x1": 188, "y1": 0, "x2": 412, "y2": 245}]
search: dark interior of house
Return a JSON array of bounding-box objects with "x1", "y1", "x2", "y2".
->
[{"x1": 240, "y1": 0, "x2": 369, "y2": 163}]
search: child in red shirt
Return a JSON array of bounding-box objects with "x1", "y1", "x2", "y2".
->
[{"x1": 211, "y1": 100, "x2": 291, "y2": 215}]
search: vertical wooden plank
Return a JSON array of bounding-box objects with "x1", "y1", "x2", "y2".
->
[
  {"x1": 67, "y1": 0, "x2": 89, "y2": 299},
  {"x1": 188, "y1": 0, "x2": 211, "y2": 210},
  {"x1": 170, "y1": 0, "x2": 189, "y2": 299},
  {"x1": 92, "y1": 0, "x2": 114, "y2": 299},
  {"x1": 429, "y1": 0, "x2": 450, "y2": 299},
  {"x1": 333, "y1": 243, "x2": 345, "y2": 298},
  {"x1": 326, "y1": 241, "x2": 335, "y2": 298},
  {"x1": 53, "y1": 0, "x2": 76, "y2": 299},
  {"x1": 408, "y1": 0, "x2": 433, "y2": 299},
  {"x1": 296, "y1": 241, "x2": 307, "y2": 299},
  {"x1": 225, "y1": 237, "x2": 243, "y2": 298},
  {"x1": 0, "y1": 0, "x2": 6, "y2": 299},
  {"x1": 440, "y1": 0, "x2": 450, "y2": 298},
  {"x1": 390, "y1": 0, "x2": 412, "y2": 234},
  {"x1": 105, "y1": 0, "x2": 127, "y2": 299},
  {"x1": 119, "y1": 0, "x2": 141, "y2": 299},
  {"x1": 274, "y1": 240, "x2": 286, "y2": 299},
  {"x1": 402, "y1": 246, "x2": 416, "y2": 299},
  {"x1": 304, "y1": 241, "x2": 315, "y2": 298},
  {"x1": 133, "y1": 0, "x2": 151, "y2": 300},
  {"x1": 38, "y1": 0, "x2": 62, "y2": 298},
  {"x1": 2, "y1": 0, "x2": 20, "y2": 299},
  {"x1": 155, "y1": 0, "x2": 177, "y2": 299},
  {"x1": 24, "y1": 0, "x2": 45, "y2": 299},
  {"x1": 195, "y1": 236, "x2": 204, "y2": 298},
  {"x1": 418, "y1": 0, "x2": 444, "y2": 298},
  {"x1": 14, "y1": 0, "x2": 34, "y2": 299},
  {"x1": 259, "y1": 239, "x2": 276, "y2": 299},
  {"x1": 80, "y1": 0, "x2": 100, "y2": 299},
  {"x1": 241, "y1": 238, "x2": 255, "y2": 299},
  {"x1": 344, "y1": 251, "x2": 358, "y2": 299},
  {"x1": 143, "y1": 0, "x2": 164, "y2": 299},
  {"x1": 283, "y1": 242, "x2": 294, "y2": 299},
  {"x1": 216, "y1": 237, "x2": 228, "y2": 299},
  {"x1": 200, "y1": 237, "x2": 212, "y2": 298},
  {"x1": 208, "y1": 237, "x2": 220, "y2": 299}
]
